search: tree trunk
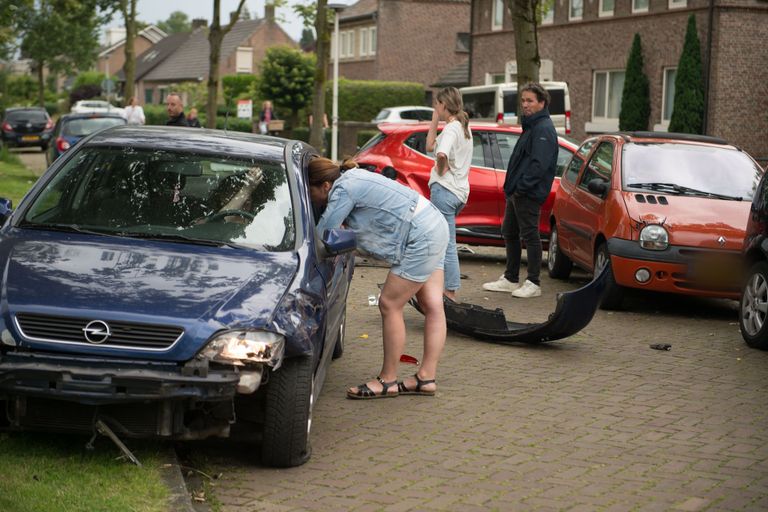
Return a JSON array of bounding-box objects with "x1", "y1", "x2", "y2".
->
[
  {"x1": 510, "y1": 0, "x2": 540, "y2": 93},
  {"x1": 121, "y1": 0, "x2": 137, "y2": 102},
  {"x1": 309, "y1": 0, "x2": 329, "y2": 153},
  {"x1": 206, "y1": 0, "x2": 246, "y2": 129},
  {"x1": 37, "y1": 60, "x2": 45, "y2": 107}
]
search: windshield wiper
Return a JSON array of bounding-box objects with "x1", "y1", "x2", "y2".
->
[
  {"x1": 115, "y1": 231, "x2": 246, "y2": 249},
  {"x1": 20, "y1": 222, "x2": 121, "y2": 236},
  {"x1": 626, "y1": 182, "x2": 743, "y2": 201}
]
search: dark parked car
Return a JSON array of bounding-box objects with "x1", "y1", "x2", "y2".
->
[
  {"x1": 1, "y1": 107, "x2": 54, "y2": 150},
  {"x1": 0, "y1": 125, "x2": 356, "y2": 467},
  {"x1": 46, "y1": 112, "x2": 126, "y2": 165},
  {"x1": 740, "y1": 165, "x2": 768, "y2": 349}
]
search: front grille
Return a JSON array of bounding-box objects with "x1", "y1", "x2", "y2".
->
[{"x1": 15, "y1": 313, "x2": 183, "y2": 350}]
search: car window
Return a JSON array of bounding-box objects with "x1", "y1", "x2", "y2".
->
[
  {"x1": 579, "y1": 142, "x2": 614, "y2": 194},
  {"x1": 547, "y1": 89, "x2": 566, "y2": 115},
  {"x1": 556, "y1": 146, "x2": 575, "y2": 178},
  {"x1": 63, "y1": 117, "x2": 126, "y2": 137},
  {"x1": 404, "y1": 132, "x2": 428, "y2": 154},
  {"x1": 6, "y1": 110, "x2": 48, "y2": 122},
  {"x1": 471, "y1": 133, "x2": 485, "y2": 167},
  {"x1": 359, "y1": 132, "x2": 386, "y2": 152},
  {"x1": 400, "y1": 110, "x2": 431, "y2": 121},
  {"x1": 563, "y1": 155, "x2": 584, "y2": 183},
  {"x1": 23, "y1": 146, "x2": 295, "y2": 251},
  {"x1": 577, "y1": 139, "x2": 596, "y2": 157},
  {"x1": 373, "y1": 109, "x2": 390, "y2": 122},
  {"x1": 403, "y1": 130, "x2": 484, "y2": 167},
  {"x1": 623, "y1": 142, "x2": 764, "y2": 200},
  {"x1": 495, "y1": 132, "x2": 520, "y2": 168}
]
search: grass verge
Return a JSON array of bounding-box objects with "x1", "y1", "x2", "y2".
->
[
  {"x1": 0, "y1": 432, "x2": 170, "y2": 512},
  {"x1": 0, "y1": 146, "x2": 39, "y2": 206}
]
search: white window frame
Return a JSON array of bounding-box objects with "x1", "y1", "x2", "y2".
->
[
  {"x1": 654, "y1": 67, "x2": 677, "y2": 131},
  {"x1": 585, "y1": 69, "x2": 625, "y2": 133},
  {"x1": 359, "y1": 27, "x2": 369, "y2": 56},
  {"x1": 569, "y1": 0, "x2": 583, "y2": 21},
  {"x1": 485, "y1": 72, "x2": 506, "y2": 85},
  {"x1": 540, "y1": 3, "x2": 554, "y2": 25},
  {"x1": 632, "y1": 0, "x2": 649, "y2": 14},
  {"x1": 492, "y1": 0, "x2": 504, "y2": 31},
  {"x1": 235, "y1": 46, "x2": 253, "y2": 74},
  {"x1": 668, "y1": 0, "x2": 687, "y2": 8},
  {"x1": 599, "y1": 0, "x2": 614, "y2": 17},
  {"x1": 369, "y1": 26, "x2": 377, "y2": 55},
  {"x1": 340, "y1": 30, "x2": 354, "y2": 59}
]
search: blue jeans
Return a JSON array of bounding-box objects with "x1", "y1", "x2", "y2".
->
[{"x1": 429, "y1": 183, "x2": 465, "y2": 291}]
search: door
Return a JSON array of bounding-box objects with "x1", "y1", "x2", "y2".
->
[{"x1": 455, "y1": 130, "x2": 503, "y2": 237}]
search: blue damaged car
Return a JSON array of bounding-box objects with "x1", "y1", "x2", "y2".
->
[{"x1": 0, "y1": 125, "x2": 355, "y2": 467}]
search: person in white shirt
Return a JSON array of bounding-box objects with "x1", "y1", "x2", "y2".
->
[
  {"x1": 426, "y1": 87, "x2": 473, "y2": 301},
  {"x1": 123, "y1": 96, "x2": 145, "y2": 125}
]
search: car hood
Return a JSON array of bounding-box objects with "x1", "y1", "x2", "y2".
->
[
  {"x1": 0, "y1": 230, "x2": 298, "y2": 360},
  {"x1": 622, "y1": 192, "x2": 750, "y2": 250}
]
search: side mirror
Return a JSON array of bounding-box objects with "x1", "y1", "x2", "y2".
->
[
  {"x1": 0, "y1": 198, "x2": 13, "y2": 225},
  {"x1": 587, "y1": 178, "x2": 608, "y2": 197},
  {"x1": 321, "y1": 228, "x2": 356, "y2": 258},
  {"x1": 381, "y1": 166, "x2": 398, "y2": 180}
]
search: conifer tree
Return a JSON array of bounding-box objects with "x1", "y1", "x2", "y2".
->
[
  {"x1": 619, "y1": 33, "x2": 650, "y2": 131},
  {"x1": 668, "y1": 14, "x2": 705, "y2": 134}
]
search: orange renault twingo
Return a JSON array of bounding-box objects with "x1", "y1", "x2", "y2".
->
[{"x1": 548, "y1": 132, "x2": 764, "y2": 309}]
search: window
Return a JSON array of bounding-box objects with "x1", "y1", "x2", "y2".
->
[
  {"x1": 632, "y1": 0, "x2": 649, "y2": 13},
  {"x1": 652, "y1": 67, "x2": 678, "y2": 131},
  {"x1": 669, "y1": 0, "x2": 687, "y2": 8},
  {"x1": 369, "y1": 27, "x2": 377, "y2": 55},
  {"x1": 338, "y1": 30, "x2": 354, "y2": 59},
  {"x1": 495, "y1": 132, "x2": 521, "y2": 168},
  {"x1": 569, "y1": 0, "x2": 583, "y2": 20},
  {"x1": 563, "y1": 155, "x2": 584, "y2": 183},
  {"x1": 592, "y1": 70, "x2": 625, "y2": 120},
  {"x1": 539, "y1": 3, "x2": 554, "y2": 25},
  {"x1": 144, "y1": 88, "x2": 153, "y2": 104},
  {"x1": 580, "y1": 142, "x2": 614, "y2": 194},
  {"x1": 159, "y1": 88, "x2": 168, "y2": 104},
  {"x1": 360, "y1": 28, "x2": 369, "y2": 56},
  {"x1": 599, "y1": 0, "x2": 614, "y2": 17},
  {"x1": 492, "y1": 0, "x2": 504, "y2": 30},
  {"x1": 456, "y1": 32, "x2": 470, "y2": 52},
  {"x1": 235, "y1": 47, "x2": 253, "y2": 74},
  {"x1": 485, "y1": 73, "x2": 506, "y2": 85}
]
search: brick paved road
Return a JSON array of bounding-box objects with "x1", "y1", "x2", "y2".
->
[{"x1": 195, "y1": 248, "x2": 768, "y2": 511}]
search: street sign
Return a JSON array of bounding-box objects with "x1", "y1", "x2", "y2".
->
[{"x1": 237, "y1": 99, "x2": 253, "y2": 119}]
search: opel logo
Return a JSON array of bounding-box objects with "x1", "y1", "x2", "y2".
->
[
  {"x1": 83, "y1": 320, "x2": 111, "y2": 344},
  {"x1": 717, "y1": 236, "x2": 726, "y2": 247}
]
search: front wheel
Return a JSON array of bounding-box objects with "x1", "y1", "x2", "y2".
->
[
  {"x1": 595, "y1": 243, "x2": 624, "y2": 310},
  {"x1": 740, "y1": 261, "x2": 768, "y2": 349},
  {"x1": 261, "y1": 356, "x2": 314, "y2": 467},
  {"x1": 547, "y1": 225, "x2": 573, "y2": 279}
]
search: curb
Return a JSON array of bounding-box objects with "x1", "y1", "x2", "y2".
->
[{"x1": 160, "y1": 445, "x2": 200, "y2": 512}]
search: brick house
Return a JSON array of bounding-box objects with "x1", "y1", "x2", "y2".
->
[
  {"x1": 134, "y1": 8, "x2": 296, "y2": 105},
  {"x1": 332, "y1": 0, "x2": 471, "y2": 95},
  {"x1": 97, "y1": 26, "x2": 167, "y2": 81},
  {"x1": 469, "y1": 0, "x2": 768, "y2": 162}
]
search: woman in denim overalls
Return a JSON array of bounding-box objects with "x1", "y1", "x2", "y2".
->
[{"x1": 310, "y1": 157, "x2": 449, "y2": 399}]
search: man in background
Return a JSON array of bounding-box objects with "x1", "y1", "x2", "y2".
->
[{"x1": 166, "y1": 93, "x2": 188, "y2": 126}]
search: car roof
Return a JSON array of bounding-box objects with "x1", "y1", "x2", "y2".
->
[
  {"x1": 84, "y1": 125, "x2": 290, "y2": 160},
  {"x1": 596, "y1": 131, "x2": 736, "y2": 149},
  {"x1": 60, "y1": 112, "x2": 126, "y2": 121}
]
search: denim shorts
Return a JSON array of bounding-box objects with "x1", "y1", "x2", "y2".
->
[{"x1": 391, "y1": 200, "x2": 449, "y2": 283}]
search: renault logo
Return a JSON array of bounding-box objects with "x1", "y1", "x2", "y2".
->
[
  {"x1": 717, "y1": 236, "x2": 726, "y2": 247},
  {"x1": 83, "y1": 320, "x2": 111, "y2": 344}
]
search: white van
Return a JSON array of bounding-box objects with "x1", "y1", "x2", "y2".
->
[{"x1": 459, "y1": 81, "x2": 572, "y2": 135}]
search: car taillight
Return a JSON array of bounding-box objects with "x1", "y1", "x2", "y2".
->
[
  {"x1": 565, "y1": 111, "x2": 571, "y2": 135},
  {"x1": 56, "y1": 137, "x2": 70, "y2": 153},
  {"x1": 1, "y1": 122, "x2": 11, "y2": 132},
  {"x1": 496, "y1": 113, "x2": 504, "y2": 124},
  {"x1": 45, "y1": 119, "x2": 54, "y2": 130}
]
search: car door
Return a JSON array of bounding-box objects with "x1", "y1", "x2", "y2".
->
[
  {"x1": 488, "y1": 130, "x2": 521, "y2": 232},
  {"x1": 565, "y1": 141, "x2": 615, "y2": 267},
  {"x1": 455, "y1": 129, "x2": 502, "y2": 234}
]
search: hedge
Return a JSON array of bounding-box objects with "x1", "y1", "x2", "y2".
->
[{"x1": 325, "y1": 79, "x2": 426, "y2": 122}]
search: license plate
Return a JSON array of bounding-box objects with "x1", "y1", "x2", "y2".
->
[
  {"x1": 21, "y1": 135, "x2": 40, "y2": 142},
  {"x1": 689, "y1": 254, "x2": 741, "y2": 288}
]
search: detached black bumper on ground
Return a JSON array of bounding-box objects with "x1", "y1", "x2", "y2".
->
[{"x1": 410, "y1": 267, "x2": 608, "y2": 343}]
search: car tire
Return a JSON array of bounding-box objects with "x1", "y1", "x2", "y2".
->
[
  {"x1": 40, "y1": 143, "x2": 48, "y2": 152},
  {"x1": 547, "y1": 225, "x2": 573, "y2": 279},
  {"x1": 595, "y1": 242, "x2": 624, "y2": 310},
  {"x1": 739, "y1": 260, "x2": 768, "y2": 349},
  {"x1": 332, "y1": 306, "x2": 346, "y2": 360},
  {"x1": 261, "y1": 355, "x2": 313, "y2": 467}
]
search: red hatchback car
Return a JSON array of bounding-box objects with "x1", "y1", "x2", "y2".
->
[{"x1": 355, "y1": 122, "x2": 578, "y2": 247}]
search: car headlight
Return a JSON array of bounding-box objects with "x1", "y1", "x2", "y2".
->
[
  {"x1": 199, "y1": 330, "x2": 285, "y2": 369},
  {"x1": 639, "y1": 224, "x2": 669, "y2": 250}
]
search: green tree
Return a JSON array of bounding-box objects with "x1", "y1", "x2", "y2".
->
[
  {"x1": 0, "y1": 0, "x2": 32, "y2": 60},
  {"x1": 258, "y1": 46, "x2": 315, "y2": 131},
  {"x1": 156, "y1": 11, "x2": 191, "y2": 34},
  {"x1": 668, "y1": 14, "x2": 705, "y2": 134},
  {"x1": 205, "y1": 0, "x2": 247, "y2": 128},
  {"x1": 18, "y1": 0, "x2": 107, "y2": 106},
  {"x1": 619, "y1": 33, "x2": 650, "y2": 131},
  {"x1": 299, "y1": 27, "x2": 315, "y2": 49}
]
